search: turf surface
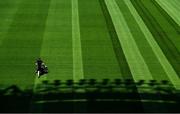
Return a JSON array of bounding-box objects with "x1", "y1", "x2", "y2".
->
[
  {"x1": 0, "y1": 0, "x2": 179, "y2": 91},
  {"x1": 0, "y1": 0, "x2": 50, "y2": 88},
  {"x1": 79, "y1": 0, "x2": 123, "y2": 80},
  {"x1": 116, "y1": 0, "x2": 168, "y2": 80},
  {"x1": 99, "y1": 0, "x2": 132, "y2": 79},
  {"x1": 156, "y1": 0, "x2": 180, "y2": 26},
  {"x1": 124, "y1": 0, "x2": 179, "y2": 87},
  {"x1": 106, "y1": 0, "x2": 153, "y2": 81},
  {"x1": 131, "y1": 0, "x2": 180, "y2": 88},
  {"x1": 40, "y1": 0, "x2": 73, "y2": 82}
]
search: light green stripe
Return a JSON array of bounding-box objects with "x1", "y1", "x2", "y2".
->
[
  {"x1": 105, "y1": 0, "x2": 153, "y2": 82},
  {"x1": 172, "y1": 0, "x2": 180, "y2": 10},
  {"x1": 125, "y1": 0, "x2": 180, "y2": 89},
  {"x1": 36, "y1": 0, "x2": 73, "y2": 81},
  {"x1": 72, "y1": 0, "x2": 84, "y2": 82}
]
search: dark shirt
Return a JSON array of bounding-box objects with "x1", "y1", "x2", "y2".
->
[{"x1": 36, "y1": 60, "x2": 43, "y2": 69}]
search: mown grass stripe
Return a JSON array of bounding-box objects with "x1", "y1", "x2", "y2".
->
[
  {"x1": 72, "y1": 0, "x2": 84, "y2": 82},
  {"x1": 131, "y1": 0, "x2": 180, "y2": 80},
  {"x1": 105, "y1": 0, "x2": 153, "y2": 81},
  {"x1": 106, "y1": 1, "x2": 154, "y2": 111},
  {"x1": 78, "y1": 0, "x2": 122, "y2": 80},
  {"x1": 152, "y1": 0, "x2": 180, "y2": 34},
  {"x1": 156, "y1": 0, "x2": 180, "y2": 26},
  {"x1": 99, "y1": 0, "x2": 132, "y2": 79},
  {"x1": 145, "y1": 0, "x2": 180, "y2": 50},
  {"x1": 32, "y1": 0, "x2": 73, "y2": 82},
  {"x1": 99, "y1": 1, "x2": 143, "y2": 109},
  {"x1": 125, "y1": 0, "x2": 180, "y2": 89},
  {"x1": 115, "y1": 2, "x2": 171, "y2": 111},
  {"x1": 116, "y1": 0, "x2": 169, "y2": 80},
  {"x1": 151, "y1": 0, "x2": 180, "y2": 75},
  {"x1": 31, "y1": 0, "x2": 73, "y2": 111}
]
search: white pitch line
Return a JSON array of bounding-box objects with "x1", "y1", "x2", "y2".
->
[
  {"x1": 72, "y1": 0, "x2": 84, "y2": 82},
  {"x1": 124, "y1": 0, "x2": 180, "y2": 89},
  {"x1": 105, "y1": 0, "x2": 153, "y2": 81}
]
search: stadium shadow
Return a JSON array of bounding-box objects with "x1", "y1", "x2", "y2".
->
[{"x1": 0, "y1": 79, "x2": 180, "y2": 112}]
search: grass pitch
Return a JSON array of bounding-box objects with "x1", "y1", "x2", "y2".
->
[{"x1": 0, "y1": 0, "x2": 179, "y2": 89}]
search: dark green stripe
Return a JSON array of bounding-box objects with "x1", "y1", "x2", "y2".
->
[{"x1": 78, "y1": 0, "x2": 122, "y2": 80}]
